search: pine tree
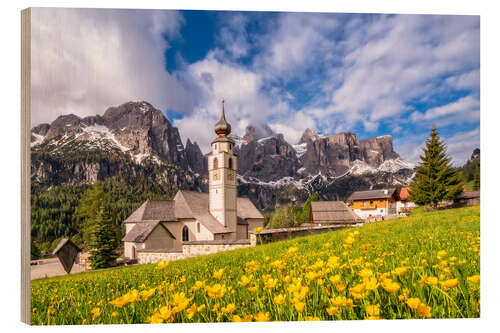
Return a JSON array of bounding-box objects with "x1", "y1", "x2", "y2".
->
[
  {"x1": 473, "y1": 162, "x2": 480, "y2": 191},
  {"x1": 408, "y1": 126, "x2": 463, "y2": 207},
  {"x1": 297, "y1": 192, "x2": 321, "y2": 223},
  {"x1": 75, "y1": 181, "x2": 108, "y2": 248},
  {"x1": 88, "y1": 206, "x2": 119, "y2": 269}
]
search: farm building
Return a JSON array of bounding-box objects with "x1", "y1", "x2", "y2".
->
[
  {"x1": 309, "y1": 201, "x2": 362, "y2": 225},
  {"x1": 453, "y1": 190, "x2": 480, "y2": 206},
  {"x1": 122, "y1": 100, "x2": 264, "y2": 264},
  {"x1": 347, "y1": 188, "x2": 399, "y2": 219}
]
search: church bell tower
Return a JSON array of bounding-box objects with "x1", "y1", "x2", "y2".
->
[{"x1": 208, "y1": 98, "x2": 237, "y2": 236}]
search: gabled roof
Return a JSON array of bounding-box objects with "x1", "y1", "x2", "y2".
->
[
  {"x1": 174, "y1": 191, "x2": 232, "y2": 234},
  {"x1": 52, "y1": 238, "x2": 80, "y2": 256},
  {"x1": 347, "y1": 188, "x2": 397, "y2": 201},
  {"x1": 122, "y1": 221, "x2": 175, "y2": 243},
  {"x1": 310, "y1": 201, "x2": 361, "y2": 223},
  {"x1": 124, "y1": 200, "x2": 177, "y2": 223},
  {"x1": 237, "y1": 197, "x2": 265, "y2": 219}
]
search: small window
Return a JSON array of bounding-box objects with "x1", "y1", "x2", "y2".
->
[
  {"x1": 197, "y1": 223, "x2": 200, "y2": 233},
  {"x1": 182, "y1": 226, "x2": 189, "y2": 242},
  {"x1": 228, "y1": 158, "x2": 233, "y2": 170},
  {"x1": 213, "y1": 157, "x2": 218, "y2": 169},
  {"x1": 363, "y1": 201, "x2": 367, "y2": 206},
  {"x1": 370, "y1": 200, "x2": 374, "y2": 205}
]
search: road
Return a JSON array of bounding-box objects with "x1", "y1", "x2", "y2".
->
[{"x1": 30, "y1": 258, "x2": 86, "y2": 280}]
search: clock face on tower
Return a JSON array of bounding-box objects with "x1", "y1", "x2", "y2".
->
[{"x1": 227, "y1": 169, "x2": 235, "y2": 181}]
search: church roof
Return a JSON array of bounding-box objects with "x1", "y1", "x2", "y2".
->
[
  {"x1": 124, "y1": 200, "x2": 177, "y2": 223},
  {"x1": 122, "y1": 221, "x2": 175, "y2": 243},
  {"x1": 237, "y1": 197, "x2": 265, "y2": 219}
]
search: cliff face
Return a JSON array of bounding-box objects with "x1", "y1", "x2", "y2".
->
[{"x1": 31, "y1": 102, "x2": 413, "y2": 209}]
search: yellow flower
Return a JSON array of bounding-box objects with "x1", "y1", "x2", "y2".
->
[
  {"x1": 238, "y1": 274, "x2": 253, "y2": 287},
  {"x1": 221, "y1": 303, "x2": 236, "y2": 314},
  {"x1": 364, "y1": 277, "x2": 379, "y2": 291},
  {"x1": 365, "y1": 304, "x2": 380, "y2": 317},
  {"x1": 109, "y1": 289, "x2": 139, "y2": 307},
  {"x1": 381, "y1": 279, "x2": 400, "y2": 293},
  {"x1": 156, "y1": 261, "x2": 169, "y2": 269},
  {"x1": 437, "y1": 250, "x2": 447, "y2": 260},
  {"x1": 327, "y1": 256, "x2": 340, "y2": 269},
  {"x1": 359, "y1": 269, "x2": 374, "y2": 279},
  {"x1": 254, "y1": 312, "x2": 270, "y2": 321},
  {"x1": 323, "y1": 243, "x2": 332, "y2": 249},
  {"x1": 186, "y1": 304, "x2": 197, "y2": 319},
  {"x1": 264, "y1": 277, "x2": 278, "y2": 289},
  {"x1": 91, "y1": 307, "x2": 100, "y2": 319},
  {"x1": 294, "y1": 301, "x2": 305, "y2": 312},
  {"x1": 247, "y1": 285, "x2": 259, "y2": 293},
  {"x1": 273, "y1": 294, "x2": 286, "y2": 305},
  {"x1": 426, "y1": 277, "x2": 438, "y2": 286},
  {"x1": 440, "y1": 278, "x2": 459, "y2": 290},
  {"x1": 406, "y1": 298, "x2": 421, "y2": 309},
  {"x1": 111, "y1": 311, "x2": 119, "y2": 317},
  {"x1": 305, "y1": 316, "x2": 320, "y2": 321},
  {"x1": 254, "y1": 227, "x2": 263, "y2": 234},
  {"x1": 191, "y1": 280, "x2": 205, "y2": 291},
  {"x1": 349, "y1": 283, "x2": 366, "y2": 299},
  {"x1": 232, "y1": 314, "x2": 253, "y2": 322},
  {"x1": 467, "y1": 275, "x2": 480, "y2": 283},
  {"x1": 326, "y1": 306, "x2": 339, "y2": 316},
  {"x1": 417, "y1": 303, "x2": 432, "y2": 318},
  {"x1": 197, "y1": 304, "x2": 206, "y2": 312},
  {"x1": 287, "y1": 247, "x2": 299, "y2": 255},
  {"x1": 205, "y1": 284, "x2": 227, "y2": 298},
  {"x1": 171, "y1": 292, "x2": 190, "y2": 313},
  {"x1": 336, "y1": 284, "x2": 346, "y2": 292},
  {"x1": 418, "y1": 275, "x2": 427, "y2": 285},
  {"x1": 139, "y1": 288, "x2": 156, "y2": 299},
  {"x1": 330, "y1": 296, "x2": 354, "y2": 307},
  {"x1": 391, "y1": 266, "x2": 408, "y2": 276},
  {"x1": 213, "y1": 268, "x2": 225, "y2": 280},
  {"x1": 329, "y1": 274, "x2": 341, "y2": 285}
]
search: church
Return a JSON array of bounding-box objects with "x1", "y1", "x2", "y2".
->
[{"x1": 122, "y1": 100, "x2": 265, "y2": 263}]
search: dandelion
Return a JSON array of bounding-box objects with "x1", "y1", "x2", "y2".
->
[
  {"x1": 326, "y1": 306, "x2": 339, "y2": 316},
  {"x1": 287, "y1": 247, "x2": 299, "y2": 255},
  {"x1": 381, "y1": 278, "x2": 400, "y2": 293},
  {"x1": 336, "y1": 284, "x2": 346, "y2": 292},
  {"x1": 392, "y1": 266, "x2": 408, "y2": 276},
  {"x1": 305, "y1": 316, "x2": 320, "y2": 321},
  {"x1": 111, "y1": 311, "x2": 119, "y2": 317},
  {"x1": 213, "y1": 268, "x2": 225, "y2": 279},
  {"x1": 191, "y1": 280, "x2": 205, "y2": 291},
  {"x1": 254, "y1": 312, "x2": 270, "y2": 321},
  {"x1": 323, "y1": 243, "x2": 332, "y2": 249},
  {"x1": 329, "y1": 274, "x2": 341, "y2": 285},
  {"x1": 232, "y1": 314, "x2": 253, "y2": 322},
  {"x1": 221, "y1": 303, "x2": 236, "y2": 314},
  {"x1": 426, "y1": 277, "x2": 439, "y2": 286},
  {"x1": 294, "y1": 302, "x2": 305, "y2": 312},
  {"x1": 254, "y1": 227, "x2": 263, "y2": 234},
  {"x1": 273, "y1": 294, "x2": 286, "y2": 305},
  {"x1": 91, "y1": 307, "x2": 100, "y2": 319},
  {"x1": 467, "y1": 275, "x2": 480, "y2": 283},
  {"x1": 156, "y1": 261, "x2": 169, "y2": 269},
  {"x1": 440, "y1": 278, "x2": 459, "y2": 290},
  {"x1": 365, "y1": 304, "x2": 380, "y2": 319},
  {"x1": 205, "y1": 284, "x2": 227, "y2": 298},
  {"x1": 406, "y1": 298, "x2": 421, "y2": 309},
  {"x1": 417, "y1": 303, "x2": 432, "y2": 318},
  {"x1": 437, "y1": 250, "x2": 447, "y2": 260}
]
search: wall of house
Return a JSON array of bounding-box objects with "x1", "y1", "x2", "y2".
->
[
  {"x1": 144, "y1": 226, "x2": 174, "y2": 250},
  {"x1": 351, "y1": 199, "x2": 387, "y2": 210},
  {"x1": 162, "y1": 219, "x2": 215, "y2": 250},
  {"x1": 353, "y1": 207, "x2": 388, "y2": 219},
  {"x1": 124, "y1": 241, "x2": 145, "y2": 259}
]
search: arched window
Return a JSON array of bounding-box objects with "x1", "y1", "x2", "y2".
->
[
  {"x1": 228, "y1": 158, "x2": 233, "y2": 170},
  {"x1": 197, "y1": 223, "x2": 200, "y2": 233},
  {"x1": 182, "y1": 226, "x2": 189, "y2": 242},
  {"x1": 213, "y1": 158, "x2": 218, "y2": 169}
]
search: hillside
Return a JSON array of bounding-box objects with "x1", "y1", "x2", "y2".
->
[{"x1": 31, "y1": 206, "x2": 480, "y2": 324}]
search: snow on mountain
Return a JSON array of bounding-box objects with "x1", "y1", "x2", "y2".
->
[
  {"x1": 349, "y1": 158, "x2": 414, "y2": 176},
  {"x1": 292, "y1": 142, "x2": 307, "y2": 158}
]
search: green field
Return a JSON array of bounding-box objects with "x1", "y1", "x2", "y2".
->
[{"x1": 31, "y1": 206, "x2": 480, "y2": 324}]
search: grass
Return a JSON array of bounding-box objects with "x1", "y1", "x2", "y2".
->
[{"x1": 31, "y1": 205, "x2": 480, "y2": 324}]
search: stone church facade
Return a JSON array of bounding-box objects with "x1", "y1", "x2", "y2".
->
[{"x1": 122, "y1": 100, "x2": 265, "y2": 263}]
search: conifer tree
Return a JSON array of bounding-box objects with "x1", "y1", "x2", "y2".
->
[
  {"x1": 88, "y1": 206, "x2": 119, "y2": 269},
  {"x1": 408, "y1": 126, "x2": 463, "y2": 207},
  {"x1": 473, "y1": 162, "x2": 480, "y2": 191},
  {"x1": 297, "y1": 192, "x2": 321, "y2": 223}
]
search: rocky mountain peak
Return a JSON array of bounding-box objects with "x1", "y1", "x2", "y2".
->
[
  {"x1": 298, "y1": 128, "x2": 324, "y2": 144},
  {"x1": 470, "y1": 148, "x2": 480, "y2": 161},
  {"x1": 242, "y1": 124, "x2": 275, "y2": 144}
]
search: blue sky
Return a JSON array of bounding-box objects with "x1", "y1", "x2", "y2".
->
[{"x1": 31, "y1": 9, "x2": 479, "y2": 165}]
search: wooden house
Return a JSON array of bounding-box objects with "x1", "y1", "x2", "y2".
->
[{"x1": 347, "y1": 188, "x2": 399, "y2": 219}]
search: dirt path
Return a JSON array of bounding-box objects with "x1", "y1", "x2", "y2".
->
[{"x1": 31, "y1": 258, "x2": 86, "y2": 280}]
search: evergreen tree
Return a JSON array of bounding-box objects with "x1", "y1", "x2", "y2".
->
[
  {"x1": 297, "y1": 192, "x2": 321, "y2": 223},
  {"x1": 473, "y1": 162, "x2": 480, "y2": 191},
  {"x1": 88, "y1": 206, "x2": 119, "y2": 269},
  {"x1": 75, "y1": 181, "x2": 108, "y2": 248},
  {"x1": 408, "y1": 126, "x2": 463, "y2": 207}
]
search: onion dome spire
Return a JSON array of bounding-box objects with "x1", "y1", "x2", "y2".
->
[{"x1": 214, "y1": 98, "x2": 231, "y2": 136}]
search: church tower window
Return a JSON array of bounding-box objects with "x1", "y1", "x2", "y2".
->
[
  {"x1": 229, "y1": 158, "x2": 233, "y2": 170},
  {"x1": 213, "y1": 158, "x2": 218, "y2": 169}
]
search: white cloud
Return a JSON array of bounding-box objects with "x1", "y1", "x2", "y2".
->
[
  {"x1": 31, "y1": 8, "x2": 190, "y2": 126},
  {"x1": 423, "y1": 95, "x2": 479, "y2": 121},
  {"x1": 445, "y1": 69, "x2": 480, "y2": 90},
  {"x1": 445, "y1": 127, "x2": 480, "y2": 166}
]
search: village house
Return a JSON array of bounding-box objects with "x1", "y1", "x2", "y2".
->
[
  {"x1": 122, "y1": 100, "x2": 265, "y2": 263},
  {"x1": 347, "y1": 188, "x2": 399, "y2": 219},
  {"x1": 396, "y1": 186, "x2": 417, "y2": 213},
  {"x1": 309, "y1": 201, "x2": 362, "y2": 225}
]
